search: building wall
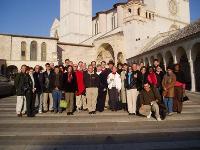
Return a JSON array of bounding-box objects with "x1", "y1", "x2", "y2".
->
[
  {"x1": 59, "y1": 0, "x2": 92, "y2": 43},
  {"x1": 58, "y1": 44, "x2": 95, "y2": 65},
  {"x1": 0, "y1": 34, "x2": 58, "y2": 69},
  {"x1": 0, "y1": 35, "x2": 11, "y2": 60}
]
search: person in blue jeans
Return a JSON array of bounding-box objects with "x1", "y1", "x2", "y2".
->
[
  {"x1": 50, "y1": 66, "x2": 63, "y2": 113},
  {"x1": 162, "y1": 66, "x2": 176, "y2": 116}
]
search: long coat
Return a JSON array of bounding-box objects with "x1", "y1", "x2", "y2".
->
[
  {"x1": 162, "y1": 73, "x2": 176, "y2": 98},
  {"x1": 120, "y1": 71, "x2": 127, "y2": 103}
]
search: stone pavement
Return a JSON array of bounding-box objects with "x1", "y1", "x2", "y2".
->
[{"x1": 0, "y1": 92, "x2": 200, "y2": 150}]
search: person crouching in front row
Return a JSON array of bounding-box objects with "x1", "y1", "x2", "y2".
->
[
  {"x1": 139, "y1": 82, "x2": 162, "y2": 121},
  {"x1": 107, "y1": 66, "x2": 121, "y2": 111}
]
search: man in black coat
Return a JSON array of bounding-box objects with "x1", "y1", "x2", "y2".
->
[
  {"x1": 14, "y1": 65, "x2": 27, "y2": 117},
  {"x1": 96, "y1": 64, "x2": 108, "y2": 112},
  {"x1": 33, "y1": 65, "x2": 44, "y2": 113},
  {"x1": 43, "y1": 63, "x2": 54, "y2": 112}
]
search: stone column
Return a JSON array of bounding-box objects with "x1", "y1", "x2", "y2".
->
[{"x1": 189, "y1": 60, "x2": 196, "y2": 92}]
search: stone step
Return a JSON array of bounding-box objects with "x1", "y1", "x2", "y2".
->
[{"x1": 0, "y1": 132, "x2": 200, "y2": 150}]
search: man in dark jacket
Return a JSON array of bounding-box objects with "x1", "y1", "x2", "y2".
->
[
  {"x1": 84, "y1": 65, "x2": 100, "y2": 114},
  {"x1": 51, "y1": 66, "x2": 63, "y2": 113},
  {"x1": 14, "y1": 65, "x2": 27, "y2": 117},
  {"x1": 43, "y1": 63, "x2": 54, "y2": 112},
  {"x1": 33, "y1": 65, "x2": 44, "y2": 114},
  {"x1": 96, "y1": 64, "x2": 108, "y2": 112}
]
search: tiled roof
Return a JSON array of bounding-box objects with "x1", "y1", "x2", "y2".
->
[{"x1": 145, "y1": 19, "x2": 200, "y2": 52}]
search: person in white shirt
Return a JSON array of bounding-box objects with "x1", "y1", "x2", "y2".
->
[{"x1": 107, "y1": 66, "x2": 122, "y2": 111}]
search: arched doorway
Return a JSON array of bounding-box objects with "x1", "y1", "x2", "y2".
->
[
  {"x1": 191, "y1": 43, "x2": 200, "y2": 92},
  {"x1": 150, "y1": 56, "x2": 155, "y2": 66},
  {"x1": 157, "y1": 53, "x2": 165, "y2": 70},
  {"x1": 97, "y1": 43, "x2": 115, "y2": 64},
  {"x1": 165, "y1": 51, "x2": 174, "y2": 67},
  {"x1": 176, "y1": 47, "x2": 191, "y2": 90},
  {"x1": 145, "y1": 57, "x2": 149, "y2": 67}
]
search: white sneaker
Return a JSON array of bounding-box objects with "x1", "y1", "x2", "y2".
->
[
  {"x1": 39, "y1": 110, "x2": 42, "y2": 114},
  {"x1": 147, "y1": 111, "x2": 152, "y2": 119},
  {"x1": 168, "y1": 112, "x2": 174, "y2": 116},
  {"x1": 157, "y1": 117, "x2": 162, "y2": 121}
]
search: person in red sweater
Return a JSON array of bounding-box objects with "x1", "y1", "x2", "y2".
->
[
  {"x1": 147, "y1": 66, "x2": 158, "y2": 88},
  {"x1": 74, "y1": 64, "x2": 87, "y2": 112}
]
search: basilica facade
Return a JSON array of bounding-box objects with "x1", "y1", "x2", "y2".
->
[{"x1": 1, "y1": 0, "x2": 200, "y2": 92}]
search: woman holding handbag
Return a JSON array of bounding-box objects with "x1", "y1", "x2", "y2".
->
[
  {"x1": 173, "y1": 64, "x2": 186, "y2": 114},
  {"x1": 63, "y1": 65, "x2": 77, "y2": 115}
]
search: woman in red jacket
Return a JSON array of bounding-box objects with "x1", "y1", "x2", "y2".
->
[{"x1": 147, "y1": 66, "x2": 158, "y2": 88}]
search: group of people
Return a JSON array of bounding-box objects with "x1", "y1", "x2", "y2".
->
[{"x1": 14, "y1": 58, "x2": 186, "y2": 121}]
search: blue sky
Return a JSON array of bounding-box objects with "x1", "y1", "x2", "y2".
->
[{"x1": 0, "y1": 0, "x2": 199, "y2": 37}]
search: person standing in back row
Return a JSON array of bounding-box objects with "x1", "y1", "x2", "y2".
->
[
  {"x1": 84, "y1": 65, "x2": 100, "y2": 114},
  {"x1": 125, "y1": 64, "x2": 141, "y2": 115}
]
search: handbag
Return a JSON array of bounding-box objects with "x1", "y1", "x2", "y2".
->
[
  {"x1": 59, "y1": 93, "x2": 68, "y2": 108},
  {"x1": 60, "y1": 100, "x2": 68, "y2": 108},
  {"x1": 182, "y1": 95, "x2": 189, "y2": 102}
]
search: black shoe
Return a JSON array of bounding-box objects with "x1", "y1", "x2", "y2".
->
[
  {"x1": 54, "y1": 110, "x2": 58, "y2": 114},
  {"x1": 89, "y1": 112, "x2": 93, "y2": 114},
  {"x1": 70, "y1": 112, "x2": 74, "y2": 115},
  {"x1": 67, "y1": 112, "x2": 71, "y2": 115},
  {"x1": 17, "y1": 114, "x2": 22, "y2": 117},
  {"x1": 92, "y1": 111, "x2": 96, "y2": 114}
]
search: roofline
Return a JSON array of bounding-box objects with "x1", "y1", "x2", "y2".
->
[
  {"x1": 0, "y1": 33, "x2": 58, "y2": 40},
  {"x1": 57, "y1": 42, "x2": 94, "y2": 48},
  {"x1": 92, "y1": 2, "x2": 127, "y2": 20},
  {"x1": 127, "y1": 31, "x2": 200, "y2": 60}
]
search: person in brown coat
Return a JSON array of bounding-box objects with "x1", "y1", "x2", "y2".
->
[{"x1": 162, "y1": 66, "x2": 176, "y2": 116}]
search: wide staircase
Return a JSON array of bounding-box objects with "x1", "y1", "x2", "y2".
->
[{"x1": 0, "y1": 92, "x2": 200, "y2": 150}]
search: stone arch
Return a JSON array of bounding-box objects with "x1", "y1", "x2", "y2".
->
[
  {"x1": 150, "y1": 56, "x2": 155, "y2": 66},
  {"x1": 30, "y1": 41, "x2": 37, "y2": 61},
  {"x1": 157, "y1": 53, "x2": 164, "y2": 69},
  {"x1": 191, "y1": 43, "x2": 200, "y2": 92},
  {"x1": 41, "y1": 42, "x2": 47, "y2": 61},
  {"x1": 97, "y1": 43, "x2": 115, "y2": 64},
  {"x1": 145, "y1": 57, "x2": 149, "y2": 67},
  {"x1": 176, "y1": 47, "x2": 191, "y2": 90},
  {"x1": 165, "y1": 51, "x2": 174, "y2": 67}
]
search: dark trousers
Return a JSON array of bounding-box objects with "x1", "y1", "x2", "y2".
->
[
  {"x1": 108, "y1": 87, "x2": 119, "y2": 111},
  {"x1": 97, "y1": 88, "x2": 107, "y2": 112},
  {"x1": 26, "y1": 90, "x2": 34, "y2": 117},
  {"x1": 173, "y1": 86, "x2": 183, "y2": 113}
]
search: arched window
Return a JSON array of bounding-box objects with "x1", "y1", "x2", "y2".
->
[
  {"x1": 21, "y1": 41, "x2": 26, "y2": 61},
  {"x1": 137, "y1": 8, "x2": 141, "y2": 16},
  {"x1": 30, "y1": 41, "x2": 37, "y2": 61},
  {"x1": 95, "y1": 21, "x2": 99, "y2": 35},
  {"x1": 41, "y1": 42, "x2": 47, "y2": 61},
  {"x1": 112, "y1": 14, "x2": 116, "y2": 29}
]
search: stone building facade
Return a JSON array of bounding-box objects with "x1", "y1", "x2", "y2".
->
[{"x1": 1, "y1": 0, "x2": 199, "y2": 93}]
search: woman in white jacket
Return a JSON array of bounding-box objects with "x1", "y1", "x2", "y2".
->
[{"x1": 107, "y1": 66, "x2": 122, "y2": 111}]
